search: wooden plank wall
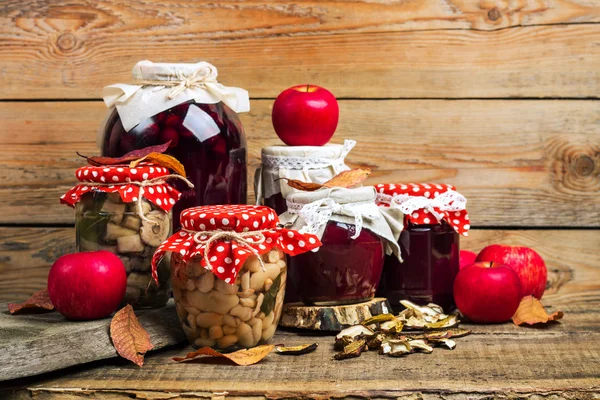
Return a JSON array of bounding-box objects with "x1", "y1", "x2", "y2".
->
[{"x1": 1, "y1": 0, "x2": 599, "y2": 303}]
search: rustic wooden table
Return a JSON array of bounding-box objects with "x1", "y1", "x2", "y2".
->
[{"x1": 2, "y1": 280, "x2": 598, "y2": 399}]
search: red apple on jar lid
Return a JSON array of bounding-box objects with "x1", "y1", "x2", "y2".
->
[
  {"x1": 476, "y1": 244, "x2": 547, "y2": 299},
  {"x1": 453, "y1": 261, "x2": 522, "y2": 323},
  {"x1": 272, "y1": 84, "x2": 339, "y2": 146},
  {"x1": 48, "y1": 251, "x2": 127, "y2": 320},
  {"x1": 459, "y1": 250, "x2": 477, "y2": 270}
]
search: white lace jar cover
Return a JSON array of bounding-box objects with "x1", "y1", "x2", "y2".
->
[
  {"x1": 98, "y1": 60, "x2": 250, "y2": 143},
  {"x1": 278, "y1": 186, "x2": 404, "y2": 261},
  {"x1": 374, "y1": 183, "x2": 471, "y2": 237},
  {"x1": 254, "y1": 139, "x2": 356, "y2": 208}
]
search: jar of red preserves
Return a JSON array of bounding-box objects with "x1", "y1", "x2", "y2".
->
[
  {"x1": 255, "y1": 140, "x2": 356, "y2": 215},
  {"x1": 280, "y1": 187, "x2": 403, "y2": 306},
  {"x1": 374, "y1": 183, "x2": 470, "y2": 311},
  {"x1": 151, "y1": 205, "x2": 321, "y2": 351},
  {"x1": 100, "y1": 61, "x2": 250, "y2": 229}
]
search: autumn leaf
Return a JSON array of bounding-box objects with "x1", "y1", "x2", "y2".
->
[
  {"x1": 110, "y1": 305, "x2": 154, "y2": 366},
  {"x1": 8, "y1": 288, "x2": 54, "y2": 315},
  {"x1": 323, "y1": 168, "x2": 371, "y2": 188},
  {"x1": 172, "y1": 344, "x2": 274, "y2": 366},
  {"x1": 512, "y1": 296, "x2": 564, "y2": 326},
  {"x1": 83, "y1": 142, "x2": 172, "y2": 166},
  {"x1": 130, "y1": 153, "x2": 186, "y2": 177},
  {"x1": 282, "y1": 168, "x2": 372, "y2": 192}
]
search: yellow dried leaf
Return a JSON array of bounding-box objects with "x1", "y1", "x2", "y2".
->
[
  {"x1": 110, "y1": 305, "x2": 154, "y2": 367},
  {"x1": 130, "y1": 153, "x2": 186, "y2": 177},
  {"x1": 282, "y1": 178, "x2": 325, "y2": 192},
  {"x1": 323, "y1": 168, "x2": 371, "y2": 188},
  {"x1": 8, "y1": 288, "x2": 54, "y2": 315},
  {"x1": 172, "y1": 344, "x2": 274, "y2": 366},
  {"x1": 512, "y1": 296, "x2": 564, "y2": 326}
]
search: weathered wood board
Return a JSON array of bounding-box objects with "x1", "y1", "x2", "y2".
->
[
  {"x1": 2, "y1": 100, "x2": 599, "y2": 226},
  {"x1": 0, "y1": 301, "x2": 186, "y2": 382},
  {"x1": 1, "y1": 301, "x2": 598, "y2": 399},
  {"x1": 2, "y1": 2, "x2": 600, "y2": 99}
]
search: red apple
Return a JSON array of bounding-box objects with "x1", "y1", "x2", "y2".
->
[
  {"x1": 476, "y1": 244, "x2": 547, "y2": 299},
  {"x1": 453, "y1": 261, "x2": 522, "y2": 323},
  {"x1": 459, "y1": 250, "x2": 477, "y2": 269},
  {"x1": 48, "y1": 251, "x2": 127, "y2": 320},
  {"x1": 272, "y1": 84, "x2": 339, "y2": 146}
]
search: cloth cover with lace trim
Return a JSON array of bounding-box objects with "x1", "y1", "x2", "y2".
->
[
  {"x1": 278, "y1": 187, "x2": 404, "y2": 262},
  {"x1": 254, "y1": 139, "x2": 356, "y2": 207}
]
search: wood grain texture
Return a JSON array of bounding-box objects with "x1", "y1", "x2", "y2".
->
[
  {"x1": 1, "y1": 308, "x2": 598, "y2": 399},
  {"x1": 2, "y1": 100, "x2": 599, "y2": 226},
  {"x1": 1, "y1": 227, "x2": 598, "y2": 307},
  {"x1": 2, "y1": 0, "x2": 600, "y2": 99},
  {"x1": 0, "y1": 301, "x2": 186, "y2": 382}
]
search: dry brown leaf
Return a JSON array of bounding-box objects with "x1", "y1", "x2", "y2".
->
[
  {"x1": 83, "y1": 142, "x2": 171, "y2": 166},
  {"x1": 323, "y1": 168, "x2": 371, "y2": 188},
  {"x1": 512, "y1": 296, "x2": 564, "y2": 326},
  {"x1": 110, "y1": 305, "x2": 154, "y2": 366},
  {"x1": 8, "y1": 288, "x2": 54, "y2": 315},
  {"x1": 172, "y1": 344, "x2": 274, "y2": 366},
  {"x1": 282, "y1": 179, "x2": 325, "y2": 192},
  {"x1": 130, "y1": 153, "x2": 186, "y2": 177}
]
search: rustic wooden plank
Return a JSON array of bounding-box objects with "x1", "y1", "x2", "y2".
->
[
  {"x1": 2, "y1": 310, "x2": 598, "y2": 398},
  {"x1": 1, "y1": 227, "x2": 598, "y2": 309},
  {"x1": 0, "y1": 301, "x2": 186, "y2": 382},
  {"x1": 2, "y1": 2, "x2": 600, "y2": 99},
  {"x1": 1, "y1": 100, "x2": 599, "y2": 226}
]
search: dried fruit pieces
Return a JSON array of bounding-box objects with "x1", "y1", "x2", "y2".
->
[
  {"x1": 8, "y1": 289, "x2": 54, "y2": 315},
  {"x1": 275, "y1": 343, "x2": 318, "y2": 355},
  {"x1": 333, "y1": 302, "x2": 471, "y2": 360},
  {"x1": 284, "y1": 168, "x2": 371, "y2": 192},
  {"x1": 512, "y1": 296, "x2": 564, "y2": 326},
  {"x1": 110, "y1": 305, "x2": 153, "y2": 367}
]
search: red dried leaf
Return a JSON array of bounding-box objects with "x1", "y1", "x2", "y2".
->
[
  {"x1": 512, "y1": 296, "x2": 564, "y2": 326},
  {"x1": 110, "y1": 305, "x2": 153, "y2": 366},
  {"x1": 86, "y1": 142, "x2": 171, "y2": 166},
  {"x1": 283, "y1": 179, "x2": 325, "y2": 192},
  {"x1": 172, "y1": 345, "x2": 274, "y2": 366},
  {"x1": 8, "y1": 289, "x2": 54, "y2": 315},
  {"x1": 323, "y1": 168, "x2": 371, "y2": 188}
]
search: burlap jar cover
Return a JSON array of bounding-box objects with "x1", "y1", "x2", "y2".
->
[
  {"x1": 254, "y1": 139, "x2": 356, "y2": 206},
  {"x1": 279, "y1": 186, "x2": 404, "y2": 260},
  {"x1": 99, "y1": 61, "x2": 250, "y2": 141},
  {"x1": 374, "y1": 183, "x2": 471, "y2": 236}
]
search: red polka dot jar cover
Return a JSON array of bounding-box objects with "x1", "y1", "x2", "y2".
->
[
  {"x1": 374, "y1": 183, "x2": 470, "y2": 236},
  {"x1": 60, "y1": 162, "x2": 183, "y2": 212},
  {"x1": 152, "y1": 204, "x2": 322, "y2": 284}
]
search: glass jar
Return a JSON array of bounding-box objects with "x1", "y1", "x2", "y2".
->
[
  {"x1": 151, "y1": 204, "x2": 321, "y2": 351},
  {"x1": 288, "y1": 221, "x2": 384, "y2": 305},
  {"x1": 101, "y1": 61, "x2": 250, "y2": 229},
  {"x1": 255, "y1": 140, "x2": 355, "y2": 215},
  {"x1": 279, "y1": 187, "x2": 402, "y2": 307},
  {"x1": 374, "y1": 183, "x2": 470, "y2": 312},
  {"x1": 61, "y1": 162, "x2": 190, "y2": 308}
]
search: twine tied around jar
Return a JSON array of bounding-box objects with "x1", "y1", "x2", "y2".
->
[
  {"x1": 134, "y1": 64, "x2": 219, "y2": 100},
  {"x1": 184, "y1": 229, "x2": 270, "y2": 272},
  {"x1": 377, "y1": 190, "x2": 467, "y2": 222},
  {"x1": 84, "y1": 174, "x2": 194, "y2": 225}
]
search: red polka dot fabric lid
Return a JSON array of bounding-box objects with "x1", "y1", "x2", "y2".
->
[
  {"x1": 374, "y1": 183, "x2": 470, "y2": 236},
  {"x1": 60, "y1": 162, "x2": 182, "y2": 212},
  {"x1": 151, "y1": 204, "x2": 322, "y2": 284}
]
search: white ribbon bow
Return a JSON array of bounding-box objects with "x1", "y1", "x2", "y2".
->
[
  {"x1": 287, "y1": 198, "x2": 379, "y2": 239},
  {"x1": 377, "y1": 189, "x2": 467, "y2": 222}
]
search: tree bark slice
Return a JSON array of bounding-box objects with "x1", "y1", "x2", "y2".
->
[{"x1": 279, "y1": 298, "x2": 391, "y2": 331}]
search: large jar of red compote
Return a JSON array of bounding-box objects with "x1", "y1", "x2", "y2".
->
[
  {"x1": 255, "y1": 140, "x2": 356, "y2": 215},
  {"x1": 374, "y1": 183, "x2": 470, "y2": 312},
  {"x1": 100, "y1": 61, "x2": 250, "y2": 229},
  {"x1": 279, "y1": 187, "x2": 403, "y2": 306}
]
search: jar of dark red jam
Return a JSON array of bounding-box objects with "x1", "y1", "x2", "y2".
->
[
  {"x1": 255, "y1": 140, "x2": 355, "y2": 215},
  {"x1": 101, "y1": 61, "x2": 250, "y2": 229},
  {"x1": 374, "y1": 183, "x2": 470, "y2": 312},
  {"x1": 280, "y1": 187, "x2": 402, "y2": 306}
]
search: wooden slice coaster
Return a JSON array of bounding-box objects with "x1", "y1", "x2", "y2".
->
[{"x1": 279, "y1": 297, "x2": 392, "y2": 331}]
